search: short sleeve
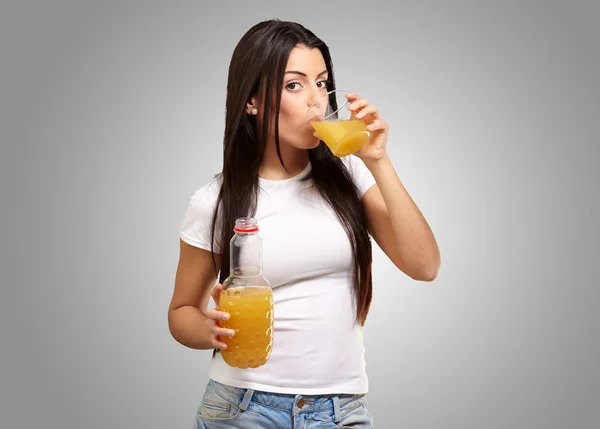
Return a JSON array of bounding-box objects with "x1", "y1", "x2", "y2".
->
[
  {"x1": 342, "y1": 155, "x2": 376, "y2": 198},
  {"x1": 179, "y1": 177, "x2": 222, "y2": 253}
]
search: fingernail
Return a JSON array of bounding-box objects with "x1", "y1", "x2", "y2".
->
[
  {"x1": 229, "y1": 330, "x2": 235, "y2": 337},
  {"x1": 223, "y1": 313, "x2": 230, "y2": 320}
]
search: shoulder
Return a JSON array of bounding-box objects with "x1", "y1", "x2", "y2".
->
[
  {"x1": 340, "y1": 155, "x2": 376, "y2": 199},
  {"x1": 340, "y1": 154, "x2": 369, "y2": 179},
  {"x1": 340, "y1": 154, "x2": 359, "y2": 171},
  {"x1": 180, "y1": 174, "x2": 223, "y2": 251},
  {"x1": 185, "y1": 174, "x2": 222, "y2": 211}
]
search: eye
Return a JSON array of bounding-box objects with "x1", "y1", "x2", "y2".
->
[
  {"x1": 317, "y1": 80, "x2": 329, "y2": 89},
  {"x1": 286, "y1": 82, "x2": 302, "y2": 91}
]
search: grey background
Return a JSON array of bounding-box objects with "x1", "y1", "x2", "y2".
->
[{"x1": 2, "y1": 0, "x2": 599, "y2": 428}]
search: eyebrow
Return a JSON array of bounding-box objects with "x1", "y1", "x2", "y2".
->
[{"x1": 284, "y1": 69, "x2": 328, "y2": 78}]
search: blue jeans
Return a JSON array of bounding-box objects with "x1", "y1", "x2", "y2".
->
[{"x1": 194, "y1": 379, "x2": 374, "y2": 428}]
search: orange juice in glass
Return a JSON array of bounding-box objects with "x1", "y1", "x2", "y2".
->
[{"x1": 307, "y1": 89, "x2": 370, "y2": 157}]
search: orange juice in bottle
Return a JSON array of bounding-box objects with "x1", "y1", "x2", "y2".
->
[{"x1": 218, "y1": 217, "x2": 273, "y2": 369}]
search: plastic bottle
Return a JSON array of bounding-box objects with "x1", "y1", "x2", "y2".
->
[{"x1": 218, "y1": 217, "x2": 273, "y2": 369}]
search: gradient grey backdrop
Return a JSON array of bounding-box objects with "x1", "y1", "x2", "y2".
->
[{"x1": 2, "y1": 1, "x2": 599, "y2": 428}]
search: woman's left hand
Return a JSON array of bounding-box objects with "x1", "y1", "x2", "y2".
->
[{"x1": 347, "y1": 92, "x2": 389, "y2": 164}]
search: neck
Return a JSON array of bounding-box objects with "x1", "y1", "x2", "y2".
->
[{"x1": 259, "y1": 139, "x2": 309, "y2": 180}]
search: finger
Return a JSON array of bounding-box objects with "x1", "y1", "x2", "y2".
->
[
  {"x1": 366, "y1": 120, "x2": 389, "y2": 132},
  {"x1": 355, "y1": 105, "x2": 379, "y2": 119},
  {"x1": 205, "y1": 308, "x2": 230, "y2": 321},
  {"x1": 211, "y1": 337, "x2": 228, "y2": 350},
  {"x1": 346, "y1": 92, "x2": 359, "y2": 101},
  {"x1": 366, "y1": 120, "x2": 387, "y2": 132},
  {"x1": 212, "y1": 283, "x2": 224, "y2": 306},
  {"x1": 348, "y1": 98, "x2": 368, "y2": 112},
  {"x1": 211, "y1": 325, "x2": 236, "y2": 338}
]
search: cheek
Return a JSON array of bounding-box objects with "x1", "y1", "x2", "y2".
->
[{"x1": 278, "y1": 98, "x2": 307, "y2": 131}]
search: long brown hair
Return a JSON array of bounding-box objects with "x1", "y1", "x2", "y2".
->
[{"x1": 210, "y1": 19, "x2": 372, "y2": 326}]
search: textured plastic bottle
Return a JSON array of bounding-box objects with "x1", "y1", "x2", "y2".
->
[{"x1": 218, "y1": 217, "x2": 274, "y2": 369}]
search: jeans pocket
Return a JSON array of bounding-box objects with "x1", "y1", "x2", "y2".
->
[
  {"x1": 338, "y1": 397, "x2": 374, "y2": 428},
  {"x1": 197, "y1": 383, "x2": 241, "y2": 422}
]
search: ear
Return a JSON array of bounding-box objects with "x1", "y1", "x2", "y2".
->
[{"x1": 246, "y1": 96, "x2": 258, "y2": 115}]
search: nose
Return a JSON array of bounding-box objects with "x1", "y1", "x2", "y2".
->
[{"x1": 306, "y1": 86, "x2": 323, "y2": 108}]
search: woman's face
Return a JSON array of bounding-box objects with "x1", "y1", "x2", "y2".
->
[{"x1": 254, "y1": 45, "x2": 330, "y2": 151}]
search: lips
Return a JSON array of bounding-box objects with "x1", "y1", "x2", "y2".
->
[{"x1": 308, "y1": 115, "x2": 323, "y2": 122}]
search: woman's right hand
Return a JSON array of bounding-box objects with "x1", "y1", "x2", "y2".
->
[{"x1": 204, "y1": 283, "x2": 235, "y2": 350}]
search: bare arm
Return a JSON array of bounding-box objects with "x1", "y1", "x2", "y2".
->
[
  {"x1": 362, "y1": 155, "x2": 441, "y2": 281},
  {"x1": 167, "y1": 239, "x2": 232, "y2": 350},
  {"x1": 344, "y1": 92, "x2": 441, "y2": 281}
]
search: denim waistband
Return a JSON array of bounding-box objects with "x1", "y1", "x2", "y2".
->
[{"x1": 207, "y1": 378, "x2": 366, "y2": 421}]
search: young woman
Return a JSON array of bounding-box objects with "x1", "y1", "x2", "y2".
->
[{"x1": 169, "y1": 19, "x2": 440, "y2": 429}]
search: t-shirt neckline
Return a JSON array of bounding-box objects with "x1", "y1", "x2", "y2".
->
[{"x1": 258, "y1": 161, "x2": 312, "y2": 187}]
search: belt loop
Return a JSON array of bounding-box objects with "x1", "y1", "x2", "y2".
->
[
  {"x1": 239, "y1": 389, "x2": 254, "y2": 411},
  {"x1": 292, "y1": 394, "x2": 302, "y2": 417},
  {"x1": 333, "y1": 396, "x2": 342, "y2": 423}
]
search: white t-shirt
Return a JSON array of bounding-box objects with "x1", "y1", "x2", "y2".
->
[{"x1": 179, "y1": 155, "x2": 376, "y2": 394}]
